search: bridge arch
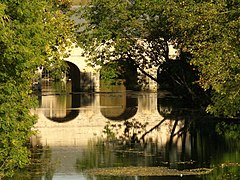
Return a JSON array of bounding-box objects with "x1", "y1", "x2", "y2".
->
[
  {"x1": 65, "y1": 61, "x2": 81, "y2": 92},
  {"x1": 64, "y1": 46, "x2": 160, "y2": 93},
  {"x1": 64, "y1": 46, "x2": 100, "y2": 92}
]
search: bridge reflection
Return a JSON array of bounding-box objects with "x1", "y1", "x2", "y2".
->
[
  {"x1": 38, "y1": 91, "x2": 158, "y2": 123},
  {"x1": 33, "y1": 82, "x2": 188, "y2": 151},
  {"x1": 30, "y1": 81, "x2": 238, "y2": 178},
  {"x1": 32, "y1": 90, "x2": 194, "y2": 172}
]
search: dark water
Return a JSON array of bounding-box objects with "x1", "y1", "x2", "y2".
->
[{"x1": 9, "y1": 81, "x2": 240, "y2": 180}]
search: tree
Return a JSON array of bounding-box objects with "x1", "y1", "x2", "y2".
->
[
  {"x1": 0, "y1": 0, "x2": 74, "y2": 177},
  {"x1": 76, "y1": 0, "x2": 205, "y2": 95},
  {"x1": 77, "y1": 0, "x2": 206, "y2": 102},
  {"x1": 77, "y1": 0, "x2": 240, "y2": 117},
  {"x1": 77, "y1": 0, "x2": 179, "y2": 86},
  {"x1": 165, "y1": 0, "x2": 240, "y2": 117}
]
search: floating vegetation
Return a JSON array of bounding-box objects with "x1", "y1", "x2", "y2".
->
[
  {"x1": 220, "y1": 162, "x2": 240, "y2": 168},
  {"x1": 85, "y1": 166, "x2": 213, "y2": 177}
]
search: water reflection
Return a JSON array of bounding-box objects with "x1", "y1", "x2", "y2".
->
[
  {"x1": 10, "y1": 82, "x2": 240, "y2": 179},
  {"x1": 39, "y1": 81, "x2": 94, "y2": 122},
  {"x1": 100, "y1": 85, "x2": 138, "y2": 121}
]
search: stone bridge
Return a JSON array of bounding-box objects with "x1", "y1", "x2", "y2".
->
[
  {"x1": 64, "y1": 46, "x2": 159, "y2": 92},
  {"x1": 64, "y1": 46, "x2": 100, "y2": 92},
  {"x1": 35, "y1": 42, "x2": 178, "y2": 92}
]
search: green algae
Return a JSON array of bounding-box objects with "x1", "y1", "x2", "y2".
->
[{"x1": 85, "y1": 166, "x2": 213, "y2": 177}]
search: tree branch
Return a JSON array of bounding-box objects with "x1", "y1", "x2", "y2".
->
[
  {"x1": 137, "y1": 65, "x2": 159, "y2": 83},
  {"x1": 140, "y1": 118, "x2": 166, "y2": 140}
]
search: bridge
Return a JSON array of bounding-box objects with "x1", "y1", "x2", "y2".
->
[
  {"x1": 64, "y1": 46, "x2": 101, "y2": 92},
  {"x1": 62, "y1": 44, "x2": 174, "y2": 92},
  {"x1": 34, "y1": 42, "x2": 178, "y2": 92}
]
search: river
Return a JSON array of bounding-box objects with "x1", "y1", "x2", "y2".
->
[{"x1": 9, "y1": 81, "x2": 240, "y2": 180}]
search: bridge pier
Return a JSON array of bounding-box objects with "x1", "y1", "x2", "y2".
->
[{"x1": 137, "y1": 66, "x2": 159, "y2": 92}]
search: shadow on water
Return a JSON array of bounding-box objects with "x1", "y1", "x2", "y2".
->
[
  {"x1": 8, "y1": 84, "x2": 240, "y2": 180},
  {"x1": 73, "y1": 122, "x2": 239, "y2": 179}
]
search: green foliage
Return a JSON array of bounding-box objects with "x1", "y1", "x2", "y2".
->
[
  {"x1": 13, "y1": 144, "x2": 55, "y2": 180},
  {"x1": 53, "y1": 0, "x2": 73, "y2": 12},
  {"x1": 100, "y1": 62, "x2": 121, "y2": 85},
  {"x1": 78, "y1": 0, "x2": 240, "y2": 117},
  {"x1": 166, "y1": 0, "x2": 240, "y2": 117},
  {"x1": 0, "y1": 0, "x2": 74, "y2": 178},
  {"x1": 121, "y1": 118, "x2": 148, "y2": 144},
  {"x1": 207, "y1": 163, "x2": 240, "y2": 180},
  {"x1": 102, "y1": 121, "x2": 117, "y2": 141},
  {"x1": 100, "y1": 59, "x2": 137, "y2": 88},
  {"x1": 77, "y1": 0, "x2": 175, "y2": 89},
  {"x1": 0, "y1": 81, "x2": 37, "y2": 177},
  {"x1": 76, "y1": 0, "x2": 205, "y2": 96},
  {"x1": 158, "y1": 52, "x2": 209, "y2": 105},
  {"x1": 216, "y1": 121, "x2": 240, "y2": 141}
]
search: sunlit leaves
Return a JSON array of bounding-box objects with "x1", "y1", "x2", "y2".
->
[
  {"x1": 165, "y1": 0, "x2": 240, "y2": 117},
  {"x1": 0, "y1": 0, "x2": 75, "y2": 177},
  {"x1": 77, "y1": 0, "x2": 178, "y2": 89},
  {"x1": 0, "y1": 81, "x2": 37, "y2": 177},
  {"x1": 77, "y1": 0, "x2": 240, "y2": 117}
]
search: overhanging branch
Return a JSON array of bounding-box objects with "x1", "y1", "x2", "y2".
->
[{"x1": 137, "y1": 65, "x2": 158, "y2": 83}]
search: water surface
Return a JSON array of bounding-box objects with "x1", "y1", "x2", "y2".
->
[{"x1": 10, "y1": 81, "x2": 240, "y2": 179}]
